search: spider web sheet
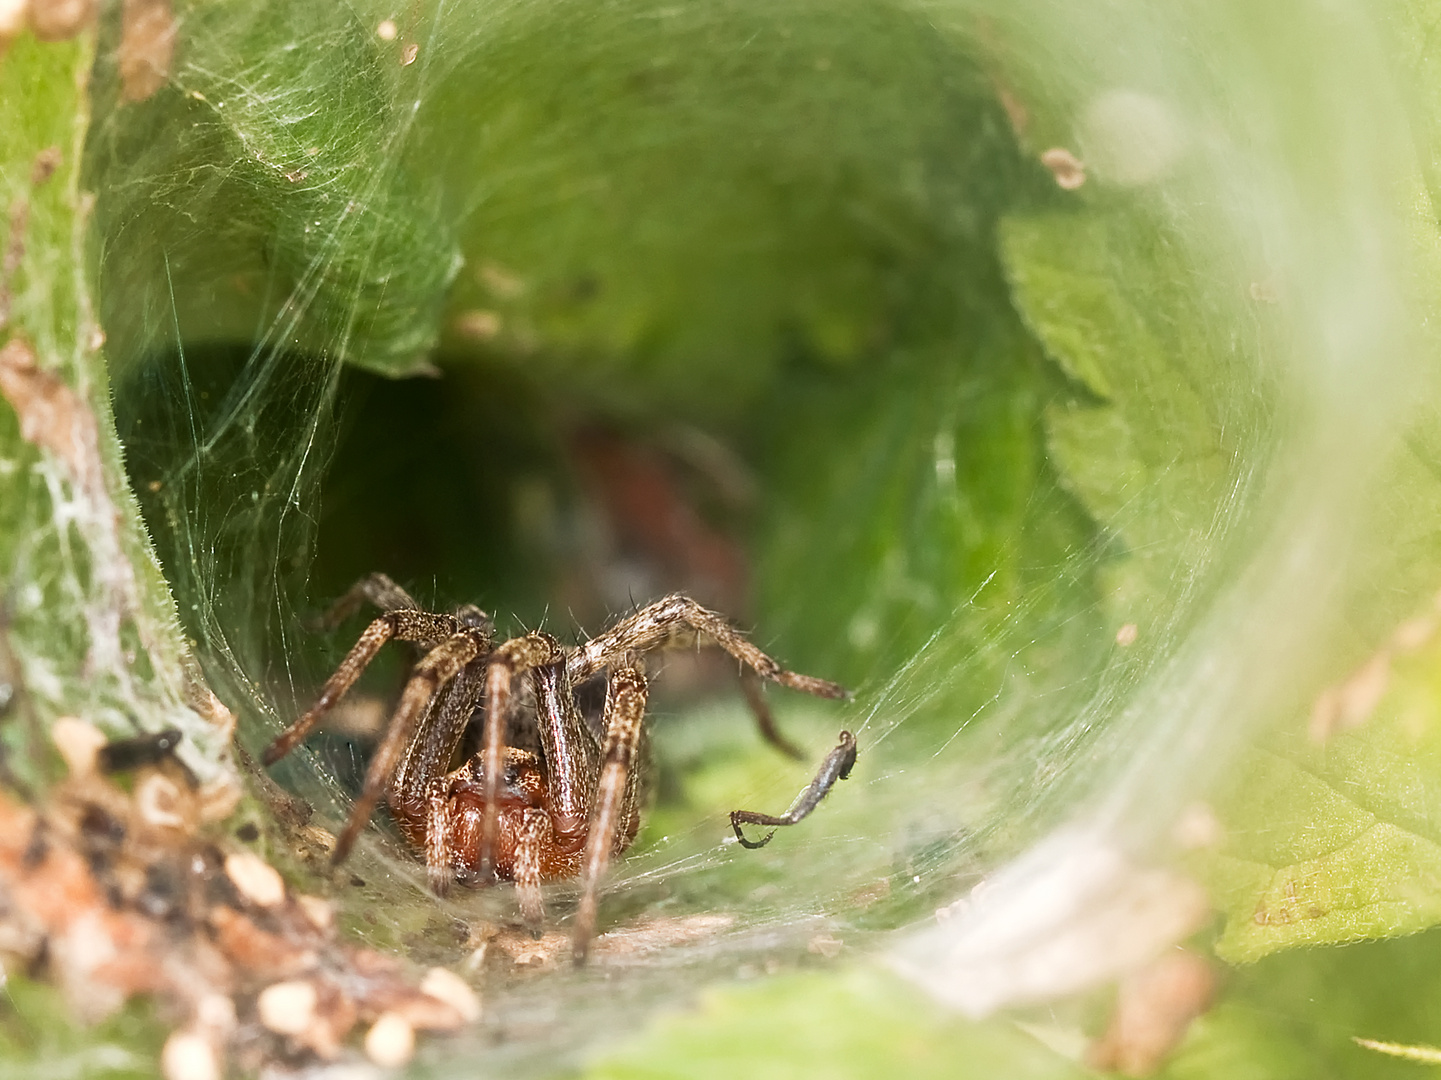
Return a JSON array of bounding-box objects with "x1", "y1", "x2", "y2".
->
[{"x1": 38, "y1": 0, "x2": 1441, "y2": 1074}]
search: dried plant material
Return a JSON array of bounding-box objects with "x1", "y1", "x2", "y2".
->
[
  {"x1": 365, "y1": 1012, "x2": 416, "y2": 1068},
  {"x1": 51, "y1": 716, "x2": 107, "y2": 775},
  {"x1": 807, "y1": 933, "x2": 843, "y2": 958},
  {"x1": 118, "y1": 0, "x2": 175, "y2": 102},
  {"x1": 0, "y1": 338, "x2": 99, "y2": 490},
  {"x1": 161, "y1": 1029, "x2": 222, "y2": 1080},
  {"x1": 1304, "y1": 597, "x2": 1441, "y2": 741},
  {"x1": 1081, "y1": 89, "x2": 1188, "y2": 186},
  {"x1": 196, "y1": 775, "x2": 243, "y2": 824},
  {"x1": 1170, "y1": 801, "x2": 1223, "y2": 850},
  {"x1": 1087, "y1": 951, "x2": 1216, "y2": 1076},
  {"x1": 891, "y1": 830, "x2": 1210, "y2": 1017},
  {"x1": 590, "y1": 914, "x2": 735, "y2": 960},
  {"x1": 296, "y1": 893, "x2": 334, "y2": 932},
  {"x1": 27, "y1": 0, "x2": 91, "y2": 39},
  {"x1": 0, "y1": 777, "x2": 478, "y2": 1072},
  {"x1": 224, "y1": 850, "x2": 286, "y2": 907},
  {"x1": 492, "y1": 928, "x2": 569, "y2": 967},
  {"x1": 1040, "y1": 147, "x2": 1086, "y2": 190},
  {"x1": 400, "y1": 42, "x2": 417, "y2": 65},
  {"x1": 996, "y1": 83, "x2": 1028, "y2": 137},
  {"x1": 186, "y1": 681, "x2": 238, "y2": 740},
  {"x1": 1353, "y1": 1037, "x2": 1441, "y2": 1063},
  {"x1": 0, "y1": 202, "x2": 26, "y2": 331},
  {"x1": 453, "y1": 308, "x2": 502, "y2": 341},
  {"x1": 1391, "y1": 613, "x2": 1437, "y2": 653},
  {"x1": 135, "y1": 771, "x2": 188, "y2": 829},
  {"x1": 0, "y1": 0, "x2": 27, "y2": 41},
  {"x1": 1336, "y1": 652, "x2": 1390, "y2": 728},
  {"x1": 0, "y1": 335, "x2": 155, "y2": 678},
  {"x1": 257, "y1": 980, "x2": 318, "y2": 1036},
  {"x1": 30, "y1": 146, "x2": 61, "y2": 186},
  {"x1": 478, "y1": 261, "x2": 525, "y2": 298},
  {"x1": 1248, "y1": 279, "x2": 1280, "y2": 304},
  {"x1": 420, "y1": 966, "x2": 481, "y2": 1023}
]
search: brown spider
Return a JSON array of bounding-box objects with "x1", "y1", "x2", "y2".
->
[{"x1": 262, "y1": 574, "x2": 854, "y2": 963}]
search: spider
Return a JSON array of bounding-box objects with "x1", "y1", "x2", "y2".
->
[{"x1": 262, "y1": 574, "x2": 855, "y2": 963}]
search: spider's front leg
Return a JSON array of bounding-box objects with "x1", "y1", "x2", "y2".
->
[
  {"x1": 572, "y1": 664, "x2": 648, "y2": 964},
  {"x1": 477, "y1": 633, "x2": 567, "y2": 877},
  {"x1": 263, "y1": 602, "x2": 492, "y2": 866},
  {"x1": 566, "y1": 594, "x2": 847, "y2": 702}
]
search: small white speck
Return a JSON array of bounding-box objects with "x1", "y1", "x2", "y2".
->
[{"x1": 912, "y1": 875, "x2": 921, "y2": 884}]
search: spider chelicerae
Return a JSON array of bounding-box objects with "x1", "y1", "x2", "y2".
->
[{"x1": 262, "y1": 574, "x2": 855, "y2": 962}]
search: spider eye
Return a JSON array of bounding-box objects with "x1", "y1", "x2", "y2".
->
[{"x1": 502, "y1": 765, "x2": 519, "y2": 786}]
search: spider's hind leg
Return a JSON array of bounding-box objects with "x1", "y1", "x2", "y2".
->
[
  {"x1": 261, "y1": 608, "x2": 470, "y2": 766},
  {"x1": 312, "y1": 572, "x2": 419, "y2": 631},
  {"x1": 739, "y1": 669, "x2": 805, "y2": 761}
]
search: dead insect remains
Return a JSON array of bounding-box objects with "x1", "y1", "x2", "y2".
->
[{"x1": 264, "y1": 574, "x2": 853, "y2": 962}]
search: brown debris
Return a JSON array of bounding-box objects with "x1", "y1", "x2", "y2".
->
[
  {"x1": 27, "y1": 0, "x2": 92, "y2": 39},
  {"x1": 0, "y1": 337, "x2": 103, "y2": 494},
  {"x1": 467, "y1": 913, "x2": 735, "y2": 971},
  {"x1": 1307, "y1": 590, "x2": 1441, "y2": 741},
  {"x1": 1087, "y1": 951, "x2": 1216, "y2": 1076},
  {"x1": 0, "y1": 761, "x2": 479, "y2": 1073},
  {"x1": 0, "y1": 199, "x2": 25, "y2": 331},
  {"x1": 1040, "y1": 147, "x2": 1086, "y2": 190},
  {"x1": 365, "y1": 1011, "x2": 416, "y2": 1068},
  {"x1": 119, "y1": 0, "x2": 175, "y2": 104},
  {"x1": 0, "y1": 0, "x2": 27, "y2": 44},
  {"x1": 30, "y1": 146, "x2": 62, "y2": 186}
]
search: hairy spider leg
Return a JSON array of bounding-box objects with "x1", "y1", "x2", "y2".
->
[
  {"x1": 314, "y1": 572, "x2": 419, "y2": 631},
  {"x1": 572, "y1": 664, "x2": 648, "y2": 964},
  {"x1": 331, "y1": 628, "x2": 491, "y2": 863},
  {"x1": 262, "y1": 609, "x2": 471, "y2": 767},
  {"x1": 729, "y1": 730, "x2": 857, "y2": 848},
  {"x1": 397, "y1": 662, "x2": 490, "y2": 895},
  {"x1": 566, "y1": 594, "x2": 848, "y2": 701},
  {"x1": 514, "y1": 809, "x2": 551, "y2": 930},
  {"x1": 530, "y1": 653, "x2": 601, "y2": 836},
  {"x1": 480, "y1": 634, "x2": 567, "y2": 878},
  {"x1": 739, "y1": 669, "x2": 805, "y2": 761}
]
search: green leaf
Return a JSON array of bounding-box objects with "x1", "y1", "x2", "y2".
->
[
  {"x1": 586, "y1": 967, "x2": 1089, "y2": 1080},
  {"x1": 88, "y1": 0, "x2": 458, "y2": 380},
  {"x1": 0, "y1": 31, "x2": 222, "y2": 777},
  {"x1": 1188, "y1": 622, "x2": 1441, "y2": 963},
  {"x1": 420, "y1": 0, "x2": 1038, "y2": 419},
  {"x1": 1159, "y1": 927, "x2": 1441, "y2": 1080},
  {"x1": 1000, "y1": 204, "x2": 1274, "y2": 637}
]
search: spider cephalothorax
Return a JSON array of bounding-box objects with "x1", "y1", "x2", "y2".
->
[{"x1": 263, "y1": 574, "x2": 854, "y2": 962}]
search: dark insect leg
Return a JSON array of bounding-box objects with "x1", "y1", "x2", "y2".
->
[
  {"x1": 262, "y1": 609, "x2": 467, "y2": 766},
  {"x1": 739, "y1": 670, "x2": 804, "y2": 761},
  {"x1": 515, "y1": 809, "x2": 551, "y2": 933},
  {"x1": 730, "y1": 730, "x2": 857, "y2": 849},
  {"x1": 331, "y1": 631, "x2": 484, "y2": 864},
  {"x1": 572, "y1": 666, "x2": 648, "y2": 965},
  {"x1": 96, "y1": 728, "x2": 183, "y2": 774},
  {"x1": 566, "y1": 594, "x2": 847, "y2": 701},
  {"x1": 479, "y1": 634, "x2": 566, "y2": 878}
]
